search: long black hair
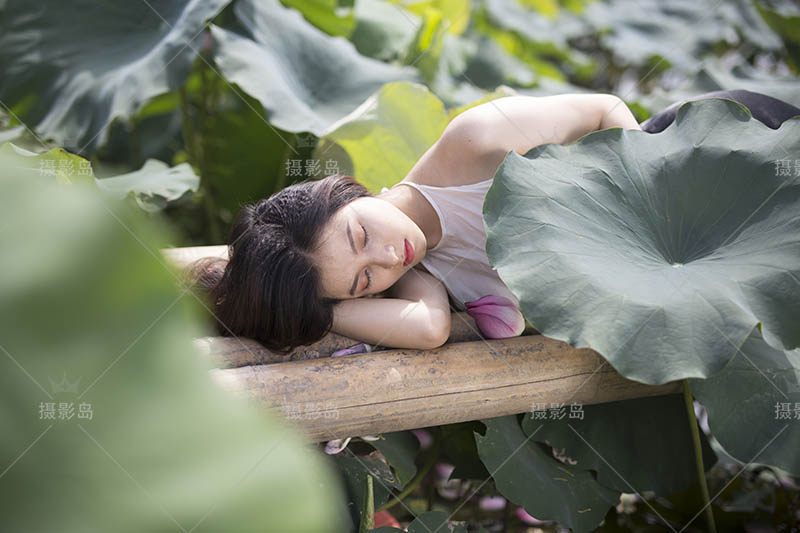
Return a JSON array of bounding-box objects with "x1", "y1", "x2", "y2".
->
[{"x1": 186, "y1": 174, "x2": 371, "y2": 354}]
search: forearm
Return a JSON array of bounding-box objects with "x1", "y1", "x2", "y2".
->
[{"x1": 330, "y1": 296, "x2": 448, "y2": 350}]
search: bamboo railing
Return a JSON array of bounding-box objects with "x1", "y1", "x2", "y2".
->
[{"x1": 165, "y1": 246, "x2": 681, "y2": 442}]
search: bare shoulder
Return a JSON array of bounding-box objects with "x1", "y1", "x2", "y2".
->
[{"x1": 401, "y1": 111, "x2": 502, "y2": 188}]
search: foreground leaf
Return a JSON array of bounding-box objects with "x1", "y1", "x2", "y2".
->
[
  {"x1": 484, "y1": 98, "x2": 800, "y2": 385},
  {"x1": 0, "y1": 160, "x2": 347, "y2": 531}
]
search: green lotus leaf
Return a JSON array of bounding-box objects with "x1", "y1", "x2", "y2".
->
[
  {"x1": 484, "y1": 0, "x2": 589, "y2": 48},
  {"x1": 210, "y1": 0, "x2": 418, "y2": 137},
  {"x1": 0, "y1": 161, "x2": 346, "y2": 531},
  {"x1": 484, "y1": 98, "x2": 800, "y2": 385},
  {"x1": 582, "y1": 0, "x2": 783, "y2": 71},
  {"x1": 521, "y1": 394, "x2": 717, "y2": 497},
  {"x1": 475, "y1": 415, "x2": 620, "y2": 531},
  {"x1": 367, "y1": 431, "x2": 420, "y2": 487},
  {"x1": 94, "y1": 159, "x2": 199, "y2": 212},
  {"x1": 313, "y1": 81, "x2": 449, "y2": 192},
  {"x1": 0, "y1": 0, "x2": 229, "y2": 153},
  {"x1": 639, "y1": 58, "x2": 800, "y2": 114},
  {"x1": 755, "y1": 1, "x2": 800, "y2": 73},
  {"x1": 1, "y1": 142, "x2": 198, "y2": 212},
  {"x1": 394, "y1": 0, "x2": 472, "y2": 36},
  {"x1": 280, "y1": 0, "x2": 356, "y2": 37},
  {"x1": 0, "y1": 142, "x2": 94, "y2": 186},
  {"x1": 350, "y1": 0, "x2": 419, "y2": 61},
  {"x1": 691, "y1": 326, "x2": 800, "y2": 476},
  {"x1": 329, "y1": 452, "x2": 399, "y2": 526}
]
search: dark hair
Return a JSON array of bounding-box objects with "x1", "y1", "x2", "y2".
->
[{"x1": 186, "y1": 173, "x2": 372, "y2": 354}]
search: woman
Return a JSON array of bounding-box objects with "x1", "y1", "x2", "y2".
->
[{"x1": 189, "y1": 90, "x2": 800, "y2": 355}]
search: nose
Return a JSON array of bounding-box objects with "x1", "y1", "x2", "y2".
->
[{"x1": 376, "y1": 244, "x2": 403, "y2": 268}]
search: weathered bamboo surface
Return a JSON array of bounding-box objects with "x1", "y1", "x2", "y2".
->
[{"x1": 209, "y1": 334, "x2": 681, "y2": 443}]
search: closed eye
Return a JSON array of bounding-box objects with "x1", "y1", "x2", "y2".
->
[{"x1": 362, "y1": 224, "x2": 371, "y2": 291}]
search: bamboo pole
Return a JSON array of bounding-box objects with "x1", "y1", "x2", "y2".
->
[{"x1": 209, "y1": 334, "x2": 681, "y2": 443}]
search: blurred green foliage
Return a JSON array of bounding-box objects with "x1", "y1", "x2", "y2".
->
[
  {"x1": 1, "y1": 0, "x2": 798, "y2": 245},
  {"x1": 0, "y1": 155, "x2": 348, "y2": 530}
]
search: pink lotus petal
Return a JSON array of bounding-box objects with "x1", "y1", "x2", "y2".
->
[
  {"x1": 465, "y1": 295, "x2": 526, "y2": 338},
  {"x1": 331, "y1": 343, "x2": 371, "y2": 357},
  {"x1": 515, "y1": 507, "x2": 552, "y2": 526},
  {"x1": 324, "y1": 437, "x2": 351, "y2": 454},
  {"x1": 435, "y1": 462, "x2": 455, "y2": 481},
  {"x1": 411, "y1": 429, "x2": 433, "y2": 449},
  {"x1": 479, "y1": 495, "x2": 507, "y2": 511}
]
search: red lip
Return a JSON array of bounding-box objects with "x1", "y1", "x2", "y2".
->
[{"x1": 404, "y1": 239, "x2": 414, "y2": 266}]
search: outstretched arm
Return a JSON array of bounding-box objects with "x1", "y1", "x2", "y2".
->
[
  {"x1": 330, "y1": 268, "x2": 451, "y2": 350},
  {"x1": 417, "y1": 93, "x2": 643, "y2": 186}
]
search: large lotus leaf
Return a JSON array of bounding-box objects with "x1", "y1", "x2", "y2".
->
[
  {"x1": 475, "y1": 415, "x2": 620, "y2": 531},
  {"x1": 94, "y1": 159, "x2": 199, "y2": 212},
  {"x1": 755, "y1": 2, "x2": 800, "y2": 73},
  {"x1": 473, "y1": 2, "x2": 593, "y2": 84},
  {"x1": 280, "y1": 0, "x2": 356, "y2": 37},
  {"x1": 313, "y1": 81, "x2": 449, "y2": 192},
  {"x1": 458, "y1": 35, "x2": 537, "y2": 91},
  {"x1": 0, "y1": 142, "x2": 94, "y2": 185},
  {"x1": 210, "y1": 0, "x2": 418, "y2": 137},
  {"x1": 393, "y1": 0, "x2": 472, "y2": 35},
  {"x1": 367, "y1": 431, "x2": 420, "y2": 487},
  {"x1": 484, "y1": 98, "x2": 800, "y2": 385},
  {"x1": 0, "y1": 0, "x2": 229, "y2": 153},
  {"x1": 202, "y1": 90, "x2": 291, "y2": 213},
  {"x1": 691, "y1": 327, "x2": 800, "y2": 476},
  {"x1": 520, "y1": 394, "x2": 717, "y2": 497},
  {"x1": 349, "y1": 0, "x2": 419, "y2": 61},
  {"x1": 638, "y1": 58, "x2": 800, "y2": 114},
  {"x1": 1, "y1": 142, "x2": 198, "y2": 212},
  {"x1": 439, "y1": 421, "x2": 492, "y2": 480},
  {"x1": 484, "y1": 0, "x2": 589, "y2": 48},
  {"x1": 0, "y1": 163, "x2": 346, "y2": 531},
  {"x1": 582, "y1": 0, "x2": 783, "y2": 71}
]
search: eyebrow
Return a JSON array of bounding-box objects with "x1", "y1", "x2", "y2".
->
[{"x1": 346, "y1": 221, "x2": 359, "y2": 297}]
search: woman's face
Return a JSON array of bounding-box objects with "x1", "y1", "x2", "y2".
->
[{"x1": 313, "y1": 196, "x2": 427, "y2": 300}]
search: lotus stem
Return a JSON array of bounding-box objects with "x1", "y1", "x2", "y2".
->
[
  {"x1": 683, "y1": 379, "x2": 717, "y2": 533},
  {"x1": 359, "y1": 473, "x2": 374, "y2": 533}
]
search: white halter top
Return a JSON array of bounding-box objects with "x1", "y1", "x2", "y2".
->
[{"x1": 382, "y1": 178, "x2": 522, "y2": 314}]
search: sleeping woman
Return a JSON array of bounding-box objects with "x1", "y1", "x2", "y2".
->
[{"x1": 188, "y1": 90, "x2": 800, "y2": 355}]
